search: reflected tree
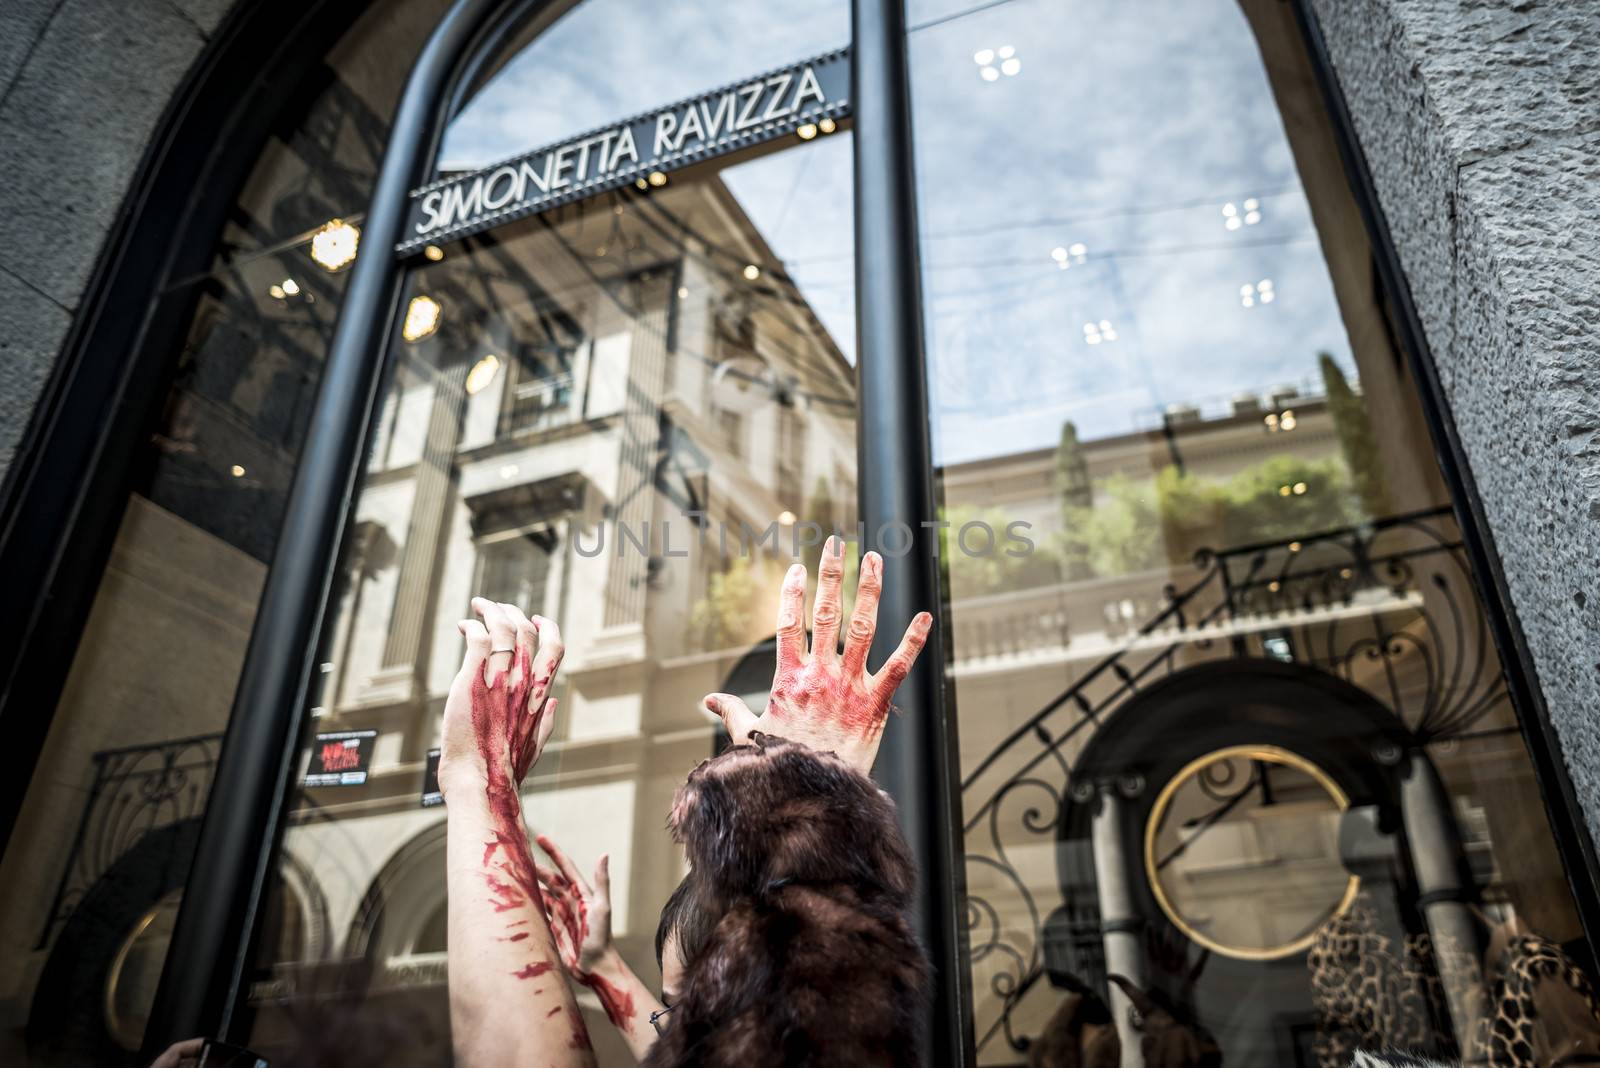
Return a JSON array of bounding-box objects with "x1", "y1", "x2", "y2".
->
[{"x1": 1321, "y1": 353, "x2": 1392, "y2": 519}]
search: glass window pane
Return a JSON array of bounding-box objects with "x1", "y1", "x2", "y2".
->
[
  {"x1": 909, "y1": 2, "x2": 1599, "y2": 1065},
  {"x1": 0, "y1": 5, "x2": 449, "y2": 1064},
  {"x1": 242, "y1": 5, "x2": 855, "y2": 1061}
]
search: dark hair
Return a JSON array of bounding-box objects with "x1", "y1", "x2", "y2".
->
[{"x1": 654, "y1": 874, "x2": 715, "y2": 972}]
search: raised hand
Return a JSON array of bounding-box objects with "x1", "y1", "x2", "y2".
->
[
  {"x1": 536, "y1": 833, "x2": 659, "y2": 1046},
  {"x1": 705, "y1": 535, "x2": 933, "y2": 774},
  {"x1": 535, "y1": 833, "x2": 612, "y2": 978},
  {"x1": 438, "y1": 598, "x2": 563, "y2": 796}
]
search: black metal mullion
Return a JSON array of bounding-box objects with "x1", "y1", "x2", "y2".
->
[{"x1": 851, "y1": 1, "x2": 973, "y2": 1064}]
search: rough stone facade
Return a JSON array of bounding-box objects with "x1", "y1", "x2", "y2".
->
[
  {"x1": 0, "y1": 0, "x2": 241, "y2": 480},
  {"x1": 1, "y1": 0, "x2": 1599, "y2": 845},
  {"x1": 1310, "y1": 0, "x2": 1600, "y2": 839}
]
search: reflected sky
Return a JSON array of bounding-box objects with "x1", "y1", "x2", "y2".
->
[{"x1": 443, "y1": 0, "x2": 1355, "y2": 465}]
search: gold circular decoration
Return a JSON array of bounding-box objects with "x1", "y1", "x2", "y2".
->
[
  {"x1": 104, "y1": 890, "x2": 183, "y2": 1050},
  {"x1": 1143, "y1": 744, "x2": 1358, "y2": 961}
]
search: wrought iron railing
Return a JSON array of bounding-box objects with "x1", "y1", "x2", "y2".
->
[
  {"x1": 35, "y1": 732, "x2": 224, "y2": 949},
  {"x1": 958, "y1": 506, "x2": 1508, "y2": 1058}
]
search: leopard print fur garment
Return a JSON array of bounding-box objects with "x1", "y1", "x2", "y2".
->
[{"x1": 1311, "y1": 896, "x2": 1600, "y2": 1067}]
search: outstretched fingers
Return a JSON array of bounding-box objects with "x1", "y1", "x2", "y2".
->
[
  {"x1": 472, "y1": 597, "x2": 516, "y2": 686},
  {"x1": 810, "y1": 535, "x2": 845, "y2": 658},
  {"x1": 498, "y1": 601, "x2": 537, "y2": 688},
  {"x1": 704, "y1": 692, "x2": 760, "y2": 745},
  {"x1": 534, "y1": 697, "x2": 557, "y2": 758},
  {"x1": 537, "y1": 833, "x2": 589, "y2": 894},
  {"x1": 840, "y1": 551, "x2": 883, "y2": 679},
  {"x1": 526, "y1": 615, "x2": 564, "y2": 707},
  {"x1": 513, "y1": 697, "x2": 558, "y2": 783},
  {"x1": 456, "y1": 618, "x2": 491, "y2": 683},
  {"x1": 774, "y1": 562, "x2": 809, "y2": 673},
  {"x1": 870, "y1": 611, "x2": 933, "y2": 702}
]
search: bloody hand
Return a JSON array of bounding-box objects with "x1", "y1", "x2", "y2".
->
[
  {"x1": 535, "y1": 834, "x2": 611, "y2": 978},
  {"x1": 705, "y1": 535, "x2": 933, "y2": 774},
  {"x1": 439, "y1": 598, "x2": 563, "y2": 794},
  {"x1": 536, "y1": 834, "x2": 640, "y2": 1032}
]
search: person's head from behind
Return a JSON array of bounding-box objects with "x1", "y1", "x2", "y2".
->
[
  {"x1": 668, "y1": 732, "x2": 913, "y2": 906},
  {"x1": 653, "y1": 733, "x2": 914, "y2": 999},
  {"x1": 654, "y1": 873, "x2": 713, "y2": 1005}
]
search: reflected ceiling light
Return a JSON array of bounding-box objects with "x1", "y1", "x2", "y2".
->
[
  {"x1": 1279, "y1": 408, "x2": 1296, "y2": 430},
  {"x1": 975, "y1": 44, "x2": 1019, "y2": 82},
  {"x1": 778, "y1": 510, "x2": 797, "y2": 526},
  {"x1": 797, "y1": 122, "x2": 819, "y2": 140},
  {"x1": 1240, "y1": 278, "x2": 1275, "y2": 307},
  {"x1": 743, "y1": 264, "x2": 761, "y2": 281},
  {"x1": 648, "y1": 170, "x2": 668, "y2": 187},
  {"x1": 1051, "y1": 242, "x2": 1088, "y2": 269},
  {"x1": 1293, "y1": 481, "x2": 1308, "y2": 495},
  {"x1": 466, "y1": 353, "x2": 502, "y2": 395},
  {"x1": 1289, "y1": 541, "x2": 1302, "y2": 553},
  {"x1": 268, "y1": 284, "x2": 285, "y2": 300},
  {"x1": 281, "y1": 278, "x2": 301, "y2": 296},
  {"x1": 310, "y1": 218, "x2": 360, "y2": 271},
  {"x1": 1083, "y1": 319, "x2": 1117, "y2": 345},
  {"x1": 402, "y1": 294, "x2": 442, "y2": 342},
  {"x1": 1223, "y1": 198, "x2": 1262, "y2": 231},
  {"x1": 677, "y1": 286, "x2": 689, "y2": 299},
  {"x1": 1278, "y1": 484, "x2": 1292, "y2": 497},
  {"x1": 499, "y1": 463, "x2": 520, "y2": 479},
  {"x1": 635, "y1": 177, "x2": 650, "y2": 190},
  {"x1": 818, "y1": 116, "x2": 836, "y2": 134},
  {"x1": 424, "y1": 244, "x2": 445, "y2": 262},
  {"x1": 230, "y1": 464, "x2": 246, "y2": 478}
]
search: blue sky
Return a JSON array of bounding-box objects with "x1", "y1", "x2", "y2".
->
[{"x1": 442, "y1": 0, "x2": 1356, "y2": 465}]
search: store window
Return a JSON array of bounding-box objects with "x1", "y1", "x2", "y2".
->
[
  {"x1": 909, "y1": 1, "x2": 1598, "y2": 1065},
  {"x1": 240, "y1": 1, "x2": 857, "y2": 1062},
  {"x1": 0, "y1": 4, "x2": 452, "y2": 1064}
]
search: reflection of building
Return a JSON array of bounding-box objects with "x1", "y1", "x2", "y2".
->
[
  {"x1": 943, "y1": 393, "x2": 1584, "y2": 1062},
  {"x1": 257, "y1": 171, "x2": 858, "y2": 1059}
]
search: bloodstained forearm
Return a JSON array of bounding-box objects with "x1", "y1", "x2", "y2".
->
[
  {"x1": 577, "y1": 947, "x2": 662, "y2": 1061},
  {"x1": 445, "y1": 666, "x2": 594, "y2": 1067}
]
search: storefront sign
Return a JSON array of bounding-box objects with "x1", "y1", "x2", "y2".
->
[
  {"x1": 304, "y1": 729, "x2": 378, "y2": 787},
  {"x1": 398, "y1": 47, "x2": 850, "y2": 253}
]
